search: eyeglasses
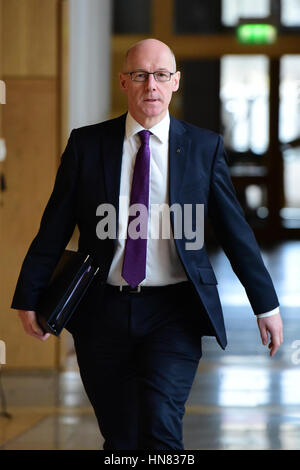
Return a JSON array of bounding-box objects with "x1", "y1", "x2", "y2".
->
[{"x1": 125, "y1": 71, "x2": 176, "y2": 82}]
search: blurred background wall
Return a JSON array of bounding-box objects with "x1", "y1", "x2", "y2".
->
[
  {"x1": 0, "y1": 0, "x2": 61, "y2": 369},
  {"x1": 0, "y1": 0, "x2": 299, "y2": 369}
]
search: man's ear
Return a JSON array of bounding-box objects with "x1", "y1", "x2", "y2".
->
[
  {"x1": 119, "y1": 73, "x2": 128, "y2": 93},
  {"x1": 172, "y1": 71, "x2": 181, "y2": 92}
]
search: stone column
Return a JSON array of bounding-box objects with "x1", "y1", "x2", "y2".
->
[{"x1": 69, "y1": 0, "x2": 111, "y2": 131}]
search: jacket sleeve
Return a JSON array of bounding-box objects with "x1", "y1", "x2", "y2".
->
[
  {"x1": 207, "y1": 135, "x2": 279, "y2": 315},
  {"x1": 11, "y1": 130, "x2": 79, "y2": 311}
]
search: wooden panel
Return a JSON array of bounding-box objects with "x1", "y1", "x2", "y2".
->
[
  {"x1": 152, "y1": 0, "x2": 173, "y2": 38},
  {"x1": 2, "y1": 0, "x2": 58, "y2": 77},
  {"x1": 0, "y1": 79, "x2": 58, "y2": 368},
  {"x1": 0, "y1": 0, "x2": 2, "y2": 73},
  {"x1": 0, "y1": 0, "x2": 3, "y2": 134}
]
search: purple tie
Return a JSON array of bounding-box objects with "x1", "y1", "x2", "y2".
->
[{"x1": 122, "y1": 130, "x2": 151, "y2": 287}]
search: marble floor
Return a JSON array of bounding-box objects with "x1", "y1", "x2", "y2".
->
[{"x1": 1, "y1": 241, "x2": 300, "y2": 450}]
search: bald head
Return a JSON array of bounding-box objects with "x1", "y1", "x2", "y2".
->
[
  {"x1": 119, "y1": 38, "x2": 180, "y2": 128},
  {"x1": 123, "y1": 39, "x2": 176, "y2": 73}
]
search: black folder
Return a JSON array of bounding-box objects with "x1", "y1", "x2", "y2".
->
[{"x1": 36, "y1": 250, "x2": 99, "y2": 336}]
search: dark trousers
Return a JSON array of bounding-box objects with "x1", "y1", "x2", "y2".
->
[{"x1": 71, "y1": 281, "x2": 206, "y2": 450}]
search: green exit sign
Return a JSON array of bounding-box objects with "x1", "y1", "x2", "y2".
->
[{"x1": 237, "y1": 24, "x2": 277, "y2": 44}]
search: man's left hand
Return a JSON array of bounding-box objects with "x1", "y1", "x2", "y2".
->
[{"x1": 257, "y1": 312, "x2": 283, "y2": 357}]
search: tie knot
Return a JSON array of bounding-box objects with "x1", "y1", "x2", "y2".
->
[{"x1": 138, "y1": 130, "x2": 151, "y2": 145}]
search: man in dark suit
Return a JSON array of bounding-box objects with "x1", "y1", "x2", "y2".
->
[{"x1": 12, "y1": 39, "x2": 283, "y2": 450}]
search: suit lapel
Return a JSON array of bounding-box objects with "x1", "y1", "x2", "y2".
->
[
  {"x1": 101, "y1": 114, "x2": 191, "y2": 228},
  {"x1": 101, "y1": 114, "x2": 126, "y2": 216},
  {"x1": 169, "y1": 116, "x2": 191, "y2": 205}
]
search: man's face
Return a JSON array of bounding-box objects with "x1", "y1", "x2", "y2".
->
[{"x1": 119, "y1": 41, "x2": 180, "y2": 127}]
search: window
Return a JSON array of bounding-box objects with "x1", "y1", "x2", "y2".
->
[
  {"x1": 221, "y1": 0, "x2": 271, "y2": 27},
  {"x1": 174, "y1": 0, "x2": 222, "y2": 33},
  {"x1": 113, "y1": 0, "x2": 151, "y2": 34},
  {"x1": 279, "y1": 55, "x2": 300, "y2": 144},
  {"x1": 220, "y1": 55, "x2": 269, "y2": 154},
  {"x1": 280, "y1": 55, "x2": 300, "y2": 224},
  {"x1": 281, "y1": 0, "x2": 300, "y2": 27}
]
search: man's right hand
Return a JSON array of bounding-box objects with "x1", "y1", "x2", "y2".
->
[{"x1": 18, "y1": 310, "x2": 50, "y2": 341}]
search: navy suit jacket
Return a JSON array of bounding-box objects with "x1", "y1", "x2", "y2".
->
[{"x1": 11, "y1": 113, "x2": 279, "y2": 349}]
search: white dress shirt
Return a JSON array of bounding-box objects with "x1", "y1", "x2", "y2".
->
[
  {"x1": 106, "y1": 112, "x2": 279, "y2": 319},
  {"x1": 107, "y1": 111, "x2": 187, "y2": 287}
]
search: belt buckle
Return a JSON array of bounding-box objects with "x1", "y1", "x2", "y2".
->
[
  {"x1": 119, "y1": 285, "x2": 142, "y2": 293},
  {"x1": 132, "y1": 285, "x2": 141, "y2": 293}
]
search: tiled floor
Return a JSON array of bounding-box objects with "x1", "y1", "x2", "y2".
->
[{"x1": 1, "y1": 241, "x2": 300, "y2": 450}]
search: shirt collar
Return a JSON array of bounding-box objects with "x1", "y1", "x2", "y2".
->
[{"x1": 125, "y1": 111, "x2": 170, "y2": 144}]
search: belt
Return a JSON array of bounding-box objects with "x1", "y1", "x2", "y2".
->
[{"x1": 105, "y1": 281, "x2": 190, "y2": 294}]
